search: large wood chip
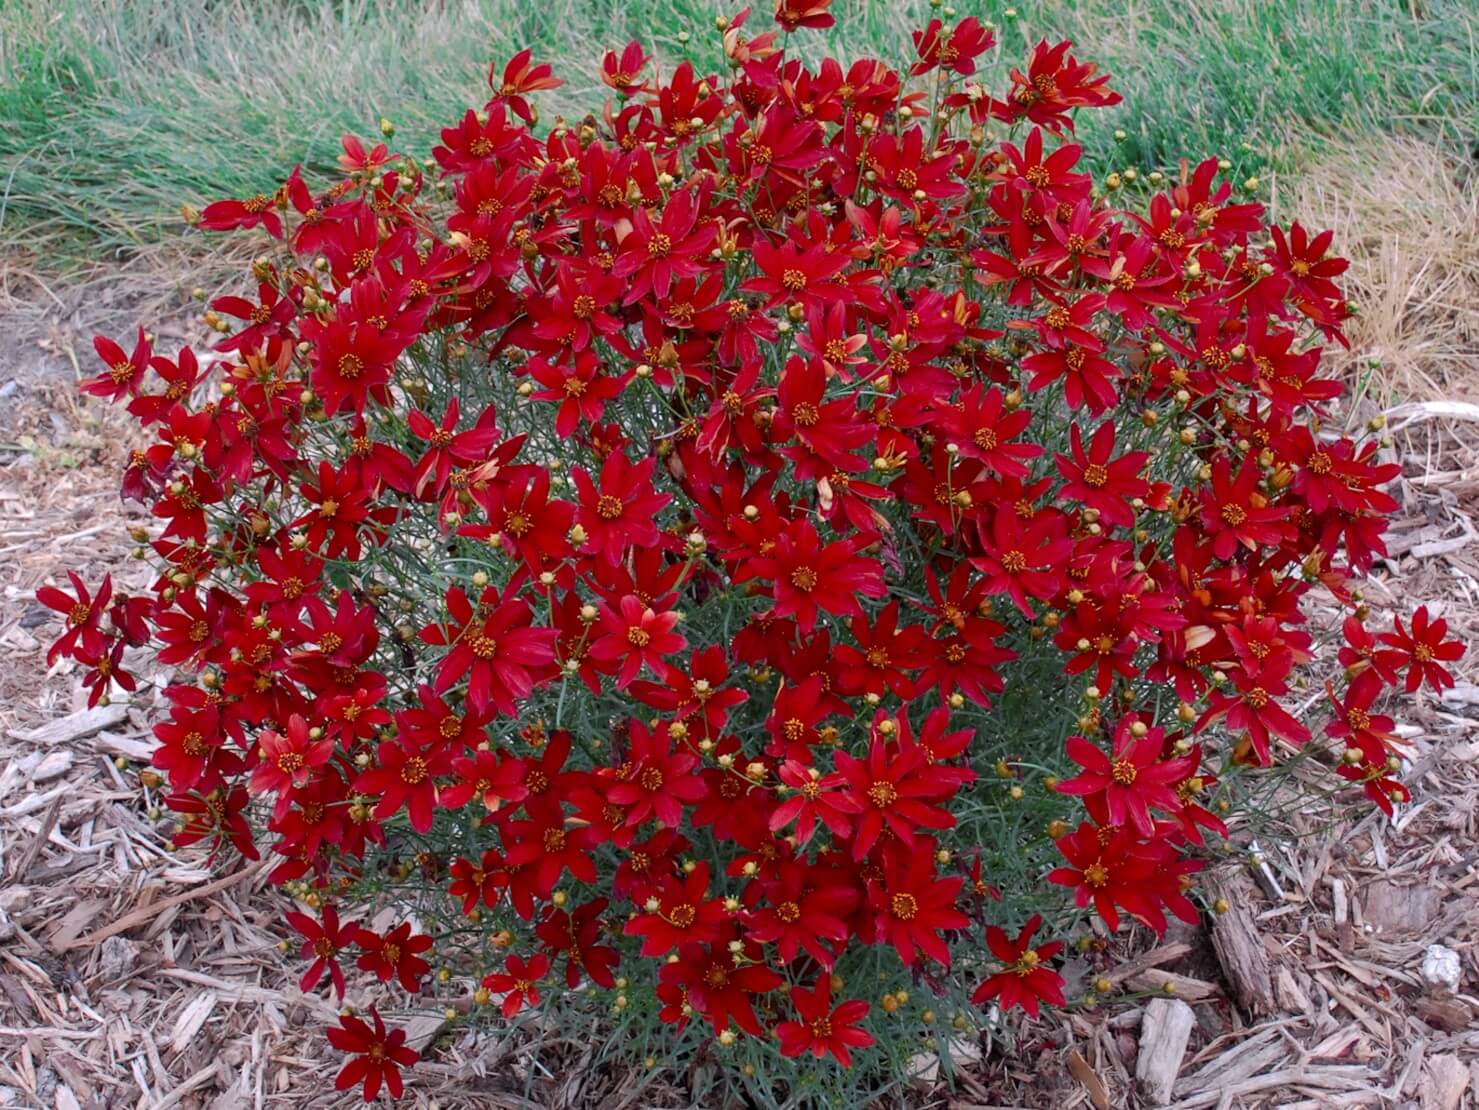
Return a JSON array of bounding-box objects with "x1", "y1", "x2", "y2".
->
[
  {"x1": 169, "y1": 991, "x2": 218, "y2": 1054},
  {"x1": 1205, "y1": 872, "x2": 1275, "y2": 1016},
  {"x1": 1126, "y1": 968, "x2": 1218, "y2": 1002},
  {"x1": 1363, "y1": 877, "x2": 1441, "y2": 934},
  {"x1": 1415, "y1": 994, "x2": 1473, "y2": 1032},
  {"x1": 1420, "y1": 1054, "x2": 1470, "y2": 1110},
  {"x1": 1066, "y1": 1047, "x2": 1110, "y2": 1110},
  {"x1": 1135, "y1": 997, "x2": 1195, "y2": 1106},
  {"x1": 8, "y1": 703, "x2": 128, "y2": 746}
]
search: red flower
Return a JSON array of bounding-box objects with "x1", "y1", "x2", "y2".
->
[
  {"x1": 572, "y1": 451, "x2": 671, "y2": 566},
  {"x1": 971, "y1": 914, "x2": 1065, "y2": 1018},
  {"x1": 661, "y1": 926, "x2": 783, "y2": 1036},
  {"x1": 972, "y1": 507, "x2": 1072, "y2": 619},
  {"x1": 736, "y1": 520, "x2": 885, "y2": 634},
  {"x1": 912, "y1": 17, "x2": 994, "y2": 76},
  {"x1": 775, "y1": 0, "x2": 835, "y2": 31},
  {"x1": 420, "y1": 585, "x2": 558, "y2": 716},
  {"x1": 623, "y1": 861, "x2": 727, "y2": 956},
  {"x1": 610, "y1": 186, "x2": 716, "y2": 303},
  {"x1": 772, "y1": 356, "x2": 873, "y2": 479},
  {"x1": 250, "y1": 714, "x2": 335, "y2": 815},
  {"x1": 407, "y1": 398, "x2": 503, "y2": 497},
  {"x1": 285, "y1": 903, "x2": 357, "y2": 999},
  {"x1": 482, "y1": 953, "x2": 550, "y2": 1018},
  {"x1": 770, "y1": 760, "x2": 861, "y2": 845},
  {"x1": 82, "y1": 329, "x2": 152, "y2": 401},
  {"x1": 744, "y1": 235, "x2": 851, "y2": 309},
  {"x1": 1055, "y1": 421, "x2": 1149, "y2": 529},
  {"x1": 199, "y1": 189, "x2": 283, "y2": 238},
  {"x1": 354, "y1": 922, "x2": 433, "y2": 991},
  {"x1": 1199, "y1": 456, "x2": 1290, "y2": 561},
  {"x1": 440, "y1": 747, "x2": 527, "y2": 814},
  {"x1": 600, "y1": 40, "x2": 650, "y2": 95},
  {"x1": 870, "y1": 840, "x2": 968, "y2": 966},
  {"x1": 629, "y1": 645, "x2": 748, "y2": 737},
  {"x1": 590, "y1": 594, "x2": 687, "y2": 690},
  {"x1": 835, "y1": 719, "x2": 973, "y2": 859},
  {"x1": 1379, "y1": 605, "x2": 1464, "y2": 694},
  {"x1": 1056, "y1": 720, "x2": 1192, "y2": 837},
  {"x1": 448, "y1": 849, "x2": 509, "y2": 913},
  {"x1": 745, "y1": 857, "x2": 859, "y2": 967},
  {"x1": 36, "y1": 570, "x2": 113, "y2": 665},
  {"x1": 353, "y1": 737, "x2": 453, "y2": 833},
  {"x1": 328, "y1": 1007, "x2": 419, "y2": 1102},
  {"x1": 945, "y1": 384, "x2": 1041, "y2": 477},
  {"x1": 536, "y1": 898, "x2": 619, "y2": 988},
  {"x1": 605, "y1": 720, "x2": 708, "y2": 828},
  {"x1": 489, "y1": 48, "x2": 562, "y2": 124},
  {"x1": 1197, "y1": 662, "x2": 1310, "y2": 766},
  {"x1": 776, "y1": 975, "x2": 874, "y2": 1066},
  {"x1": 528, "y1": 351, "x2": 626, "y2": 438}
]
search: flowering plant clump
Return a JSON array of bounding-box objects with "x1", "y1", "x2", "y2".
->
[{"x1": 43, "y1": 1, "x2": 1465, "y2": 1101}]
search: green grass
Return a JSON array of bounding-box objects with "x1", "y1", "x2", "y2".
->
[{"x1": 0, "y1": 0, "x2": 1474, "y2": 269}]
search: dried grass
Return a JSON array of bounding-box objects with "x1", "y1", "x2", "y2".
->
[{"x1": 1281, "y1": 134, "x2": 1479, "y2": 405}]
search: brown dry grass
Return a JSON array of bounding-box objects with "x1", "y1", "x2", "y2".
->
[{"x1": 1282, "y1": 134, "x2": 1479, "y2": 406}]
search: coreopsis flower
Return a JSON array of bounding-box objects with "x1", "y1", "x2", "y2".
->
[
  {"x1": 870, "y1": 839, "x2": 969, "y2": 966},
  {"x1": 571, "y1": 451, "x2": 671, "y2": 566},
  {"x1": 448, "y1": 849, "x2": 509, "y2": 913},
  {"x1": 419, "y1": 585, "x2": 559, "y2": 717},
  {"x1": 36, "y1": 570, "x2": 113, "y2": 665},
  {"x1": 971, "y1": 914, "x2": 1065, "y2": 1017},
  {"x1": 354, "y1": 922, "x2": 433, "y2": 991},
  {"x1": 1056, "y1": 720, "x2": 1193, "y2": 837},
  {"x1": 198, "y1": 189, "x2": 283, "y2": 238},
  {"x1": 776, "y1": 975, "x2": 874, "y2": 1066},
  {"x1": 775, "y1": 0, "x2": 835, "y2": 32},
  {"x1": 1055, "y1": 421, "x2": 1149, "y2": 529},
  {"x1": 488, "y1": 48, "x2": 562, "y2": 124},
  {"x1": 1199, "y1": 456, "x2": 1291, "y2": 560},
  {"x1": 911, "y1": 16, "x2": 994, "y2": 76},
  {"x1": 82, "y1": 329, "x2": 152, "y2": 401},
  {"x1": 353, "y1": 737, "x2": 455, "y2": 834},
  {"x1": 589, "y1": 594, "x2": 687, "y2": 689},
  {"x1": 285, "y1": 903, "x2": 357, "y2": 999},
  {"x1": 1379, "y1": 605, "x2": 1465, "y2": 694},
  {"x1": 1197, "y1": 662, "x2": 1310, "y2": 766},
  {"x1": 328, "y1": 1008, "x2": 419, "y2": 1102},
  {"x1": 600, "y1": 40, "x2": 651, "y2": 95},
  {"x1": 535, "y1": 898, "x2": 619, "y2": 988},
  {"x1": 1003, "y1": 39, "x2": 1122, "y2": 132},
  {"x1": 662, "y1": 925, "x2": 783, "y2": 1036},
  {"x1": 770, "y1": 760, "x2": 861, "y2": 845},
  {"x1": 605, "y1": 719, "x2": 708, "y2": 828},
  {"x1": 735, "y1": 520, "x2": 885, "y2": 634},
  {"x1": 835, "y1": 722, "x2": 973, "y2": 859},
  {"x1": 440, "y1": 747, "x2": 527, "y2": 814},
  {"x1": 250, "y1": 714, "x2": 335, "y2": 814},
  {"x1": 482, "y1": 953, "x2": 550, "y2": 1018},
  {"x1": 623, "y1": 862, "x2": 727, "y2": 956},
  {"x1": 745, "y1": 857, "x2": 859, "y2": 967}
]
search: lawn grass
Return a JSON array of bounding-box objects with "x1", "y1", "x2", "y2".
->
[{"x1": 0, "y1": 0, "x2": 1474, "y2": 269}]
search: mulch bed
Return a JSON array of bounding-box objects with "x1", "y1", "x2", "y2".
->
[{"x1": 1, "y1": 371, "x2": 1475, "y2": 1109}]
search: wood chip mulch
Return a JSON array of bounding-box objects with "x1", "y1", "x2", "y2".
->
[{"x1": 2, "y1": 381, "x2": 1476, "y2": 1110}]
